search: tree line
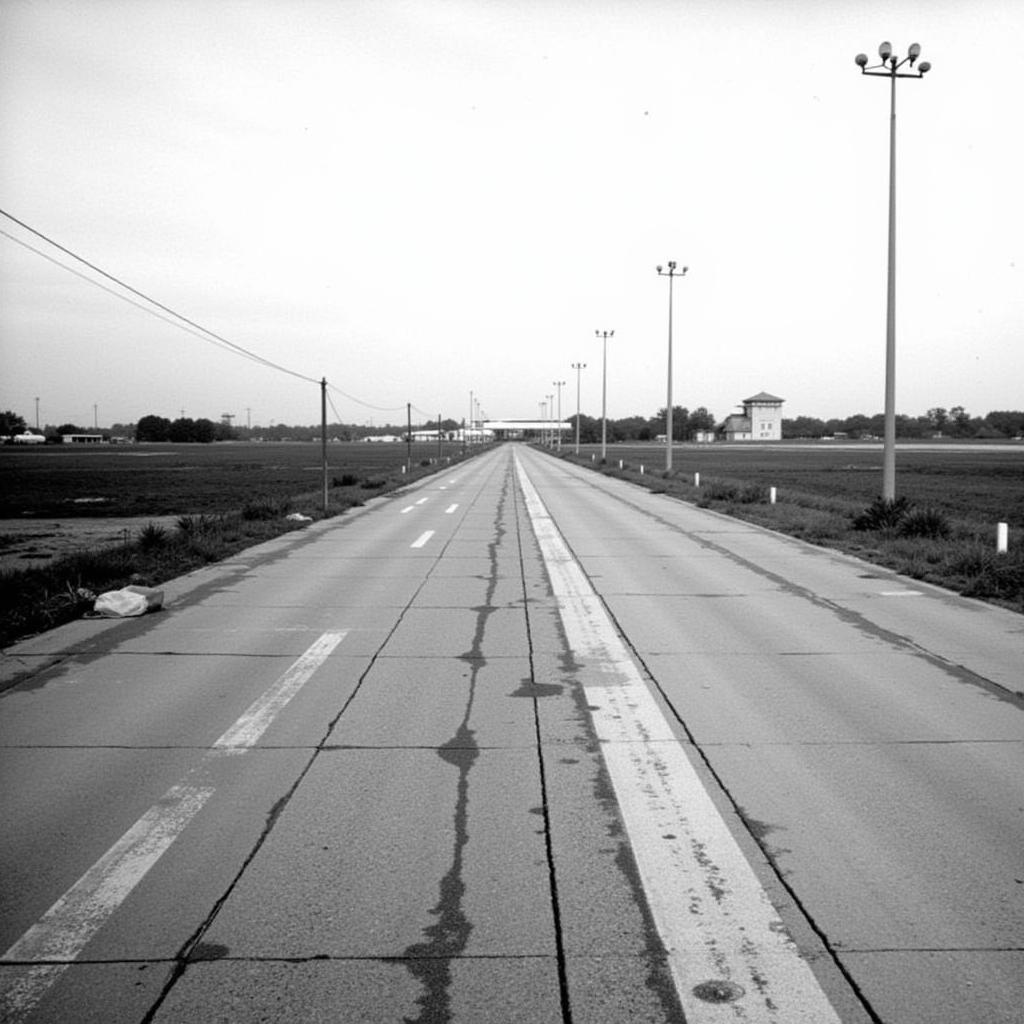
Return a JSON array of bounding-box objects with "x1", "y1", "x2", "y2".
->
[{"x1": 3, "y1": 405, "x2": 1023, "y2": 444}]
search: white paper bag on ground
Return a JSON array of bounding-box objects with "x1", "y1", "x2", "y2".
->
[{"x1": 93, "y1": 586, "x2": 164, "y2": 618}]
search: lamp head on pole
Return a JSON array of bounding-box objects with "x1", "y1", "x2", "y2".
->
[
  {"x1": 879, "y1": 40, "x2": 893, "y2": 61},
  {"x1": 855, "y1": 52, "x2": 868, "y2": 67}
]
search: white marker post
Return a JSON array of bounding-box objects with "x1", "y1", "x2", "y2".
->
[{"x1": 997, "y1": 522, "x2": 1008, "y2": 554}]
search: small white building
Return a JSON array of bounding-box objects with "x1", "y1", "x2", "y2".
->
[{"x1": 722, "y1": 392, "x2": 785, "y2": 441}]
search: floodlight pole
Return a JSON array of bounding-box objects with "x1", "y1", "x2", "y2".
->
[
  {"x1": 571, "y1": 362, "x2": 586, "y2": 455},
  {"x1": 596, "y1": 330, "x2": 614, "y2": 461},
  {"x1": 553, "y1": 380, "x2": 566, "y2": 451},
  {"x1": 855, "y1": 42, "x2": 931, "y2": 500},
  {"x1": 656, "y1": 262, "x2": 688, "y2": 473}
]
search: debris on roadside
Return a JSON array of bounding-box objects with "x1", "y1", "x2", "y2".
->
[{"x1": 90, "y1": 585, "x2": 164, "y2": 618}]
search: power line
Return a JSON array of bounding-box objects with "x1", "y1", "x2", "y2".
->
[
  {"x1": 0, "y1": 207, "x2": 319, "y2": 385},
  {"x1": 1, "y1": 208, "x2": 443, "y2": 419}
]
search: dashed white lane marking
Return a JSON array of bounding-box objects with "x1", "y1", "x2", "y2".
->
[
  {"x1": 411, "y1": 530, "x2": 435, "y2": 548},
  {"x1": 880, "y1": 590, "x2": 923, "y2": 597},
  {"x1": 445, "y1": 503, "x2": 459, "y2": 514},
  {"x1": 400, "y1": 505, "x2": 416, "y2": 514},
  {"x1": 514, "y1": 455, "x2": 842, "y2": 1024},
  {"x1": 415, "y1": 497, "x2": 429, "y2": 505},
  {"x1": 0, "y1": 784, "x2": 214, "y2": 1021},
  {"x1": 0, "y1": 632, "x2": 346, "y2": 1021},
  {"x1": 214, "y1": 631, "x2": 347, "y2": 752}
]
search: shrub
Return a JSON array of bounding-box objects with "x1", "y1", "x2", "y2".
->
[
  {"x1": 176, "y1": 513, "x2": 218, "y2": 536},
  {"x1": 898, "y1": 507, "x2": 951, "y2": 540},
  {"x1": 333, "y1": 473, "x2": 359, "y2": 488},
  {"x1": 705, "y1": 482, "x2": 740, "y2": 502},
  {"x1": 137, "y1": 523, "x2": 168, "y2": 550},
  {"x1": 360, "y1": 477, "x2": 387, "y2": 490},
  {"x1": 739, "y1": 485, "x2": 769, "y2": 504},
  {"x1": 852, "y1": 497, "x2": 912, "y2": 532},
  {"x1": 242, "y1": 497, "x2": 287, "y2": 520}
]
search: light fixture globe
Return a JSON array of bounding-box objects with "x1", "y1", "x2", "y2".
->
[
  {"x1": 879, "y1": 41, "x2": 893, "y2": 60},
  {"x1": 855, "y1": 53, "x2": 868, "y2": 67},
  {"x1": 919, "y1": 60, "x2": 932, "y2": 73}
]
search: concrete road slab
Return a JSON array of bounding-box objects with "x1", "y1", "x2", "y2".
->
[
  {"x1": 0, "y1": 747, "x2": 199, "y2": 948},
  {"x1": 579, "y1": 555, "x2": 784, "y2": 595},
  {"x1": 379, "y1": 606, "x2": 530, "y2": 658},
  {"x1": 706, "y1": 741, "x2": 1024, "y2": 951},
  {"x1": 411, "y1": 575, "x2": 528, "y2": 609},
  {"x1": 0, "y1": 962, "x2": 174, "y2": 1024},
  {"x1": 151, "y1": 956, "x2": 563, "y2": 1023},
  {"x1": 0, "y1": 651, "x2": 365, "y2": 748},
  {"x1": 836, "y1": 950, "x2": 1024, "y2": 1024},
  {"x1": 643, "y1": 649, "x2": 1024, "y2": 744},
  {"x1": 326, "y1": 656, "x2": 537, "y2": 749},
  {"x1": 202, "y1": 748, "x2": 554, "y2": 958},
  {"x1": 106, "y1": 607, "x2": 396, "y2": 657},
  {"x1": 607, "y1": 592, "x2": 891, "y2": 655},
  {"x1": 1, "y1": 749, "x2": 310, "y2": 960}
]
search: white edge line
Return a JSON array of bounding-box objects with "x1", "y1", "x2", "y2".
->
[{"x1": 514, "y1": 452, "x2": 843, "y2": 1023}]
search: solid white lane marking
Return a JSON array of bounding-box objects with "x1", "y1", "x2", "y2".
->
[
  {"x1": 445, "y1": 503, "x2": 459, "y2": 514},
  {"x1": 515, "y1": 455, "x2": 842, "y2": 1024},
  {"x1": 0, "y1": 631, "x2": 347, "y2": 1020},
  {"x1": 411, "y1": 530, "x2": 435, "y2": 549},
  {"x1": 1, "y1": 784, "x2": 214, "y2": 1020},
  {"x1": 214, "y1": 631, "x2": 347, "y2": 752}
]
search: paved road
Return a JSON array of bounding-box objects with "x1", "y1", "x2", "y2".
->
[{"x1": 1, "y1": 444, "x2": 1021, "y2": 1023}]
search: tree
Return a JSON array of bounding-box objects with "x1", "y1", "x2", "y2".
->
[
  {"x1": 926, "y1": 407, "x2": 948, "y2": 433},
  {"x1": 193, "y1": 418, "x2": 217, "y2": 443},
  {"x1": 984, "y1": 411, "x2": 1024, "y2": 438},
  {"x1": 783, "y1": 416, "x2": 826, "y2": 439},
  {"x1": 0, "y1": 410, "x2": 27, "y2": 437},
  {"x1": 136, "y1": 415, "x2": 171, "y2": 442},
  {"x1": 687, "y1": 407, "x2": 716, "y2": 437}
]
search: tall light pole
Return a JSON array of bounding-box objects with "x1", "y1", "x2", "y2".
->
[
  {"x1": 539, "y1": 400, "x2": 547, "y2": 444},
  {"x1": 552, "y1": 380, "x2": 565, "y2": 451},
  {"x1": 571, "y1": 362, "x2": 586, "y2": 455},
  {"x1": 595, "y1": 330, "x2": 613, "y2": 461},
  {"x1": 546, "y1": 394, "x2": 554, "y2": 447},
  {"x1": 656, "y1": 262, "x2": 688, "y2": 473},
  {"x1": 855, "y1": 41, "x2": 931, "y2": 500}
]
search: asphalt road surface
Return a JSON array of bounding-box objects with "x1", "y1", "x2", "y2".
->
[{"x1": 1, "y1": 443, "x2": 1021, "y2": 1023}]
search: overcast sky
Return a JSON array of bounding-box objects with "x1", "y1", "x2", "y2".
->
[{"x1": 1, "y1": 0, "x2": 1021, "y2": 430}]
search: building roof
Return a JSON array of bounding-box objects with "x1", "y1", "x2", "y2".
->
[
  {"x1": 723, "y1": 415, "x2": 751, "y2": 431},
  {"x1": 743, "y1": 392, "x2": 785, "y2": 404}
]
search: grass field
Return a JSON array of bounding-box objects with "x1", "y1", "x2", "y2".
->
[
  {"x1": 577, "y1": 442, "x2": 1024, "y2": 527},
  {"x1": 0, "y1": 440, "x2": 467, "y2": 518}
]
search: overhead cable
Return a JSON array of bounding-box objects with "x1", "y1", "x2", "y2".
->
[{"x1": 0, "y1": 207, "x2": 318, "y2": 385}]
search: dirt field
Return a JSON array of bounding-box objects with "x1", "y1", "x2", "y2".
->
[{"x1": 0, "y1": 516, "x2": 183, "y2": 572}]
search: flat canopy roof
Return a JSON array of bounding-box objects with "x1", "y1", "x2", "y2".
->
[{"x1": 485, "y1": 420, "x2": 570, "y2": 431}]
